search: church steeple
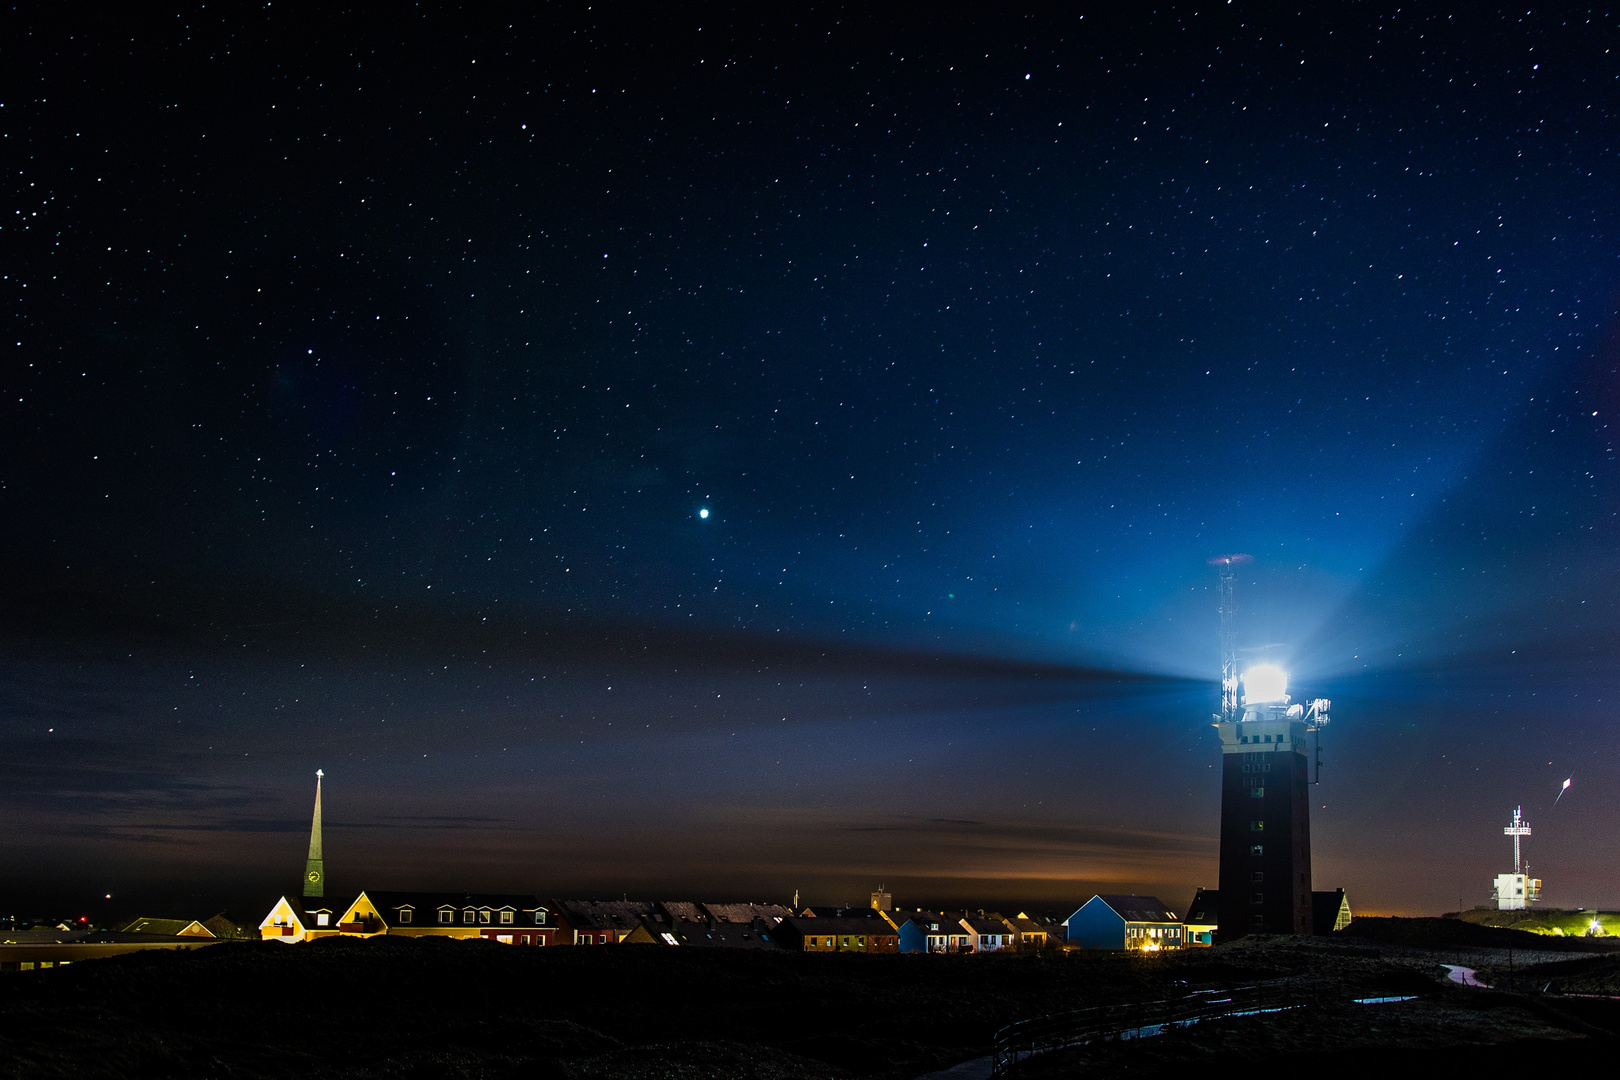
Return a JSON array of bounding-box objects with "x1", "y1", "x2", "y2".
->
[{"x1": 303, "y1": 769, "x2": 324, "y2": 898}]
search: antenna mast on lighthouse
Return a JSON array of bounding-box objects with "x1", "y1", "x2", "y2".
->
[{"x1": 1208, "y1": 554, "x2": 1251, "y2": 723}]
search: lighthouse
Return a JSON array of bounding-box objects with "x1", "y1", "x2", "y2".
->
[{"x1": 1209, "y1": 556, "x2": 1331, "y2": 940}]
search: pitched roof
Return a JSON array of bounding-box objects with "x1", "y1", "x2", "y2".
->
[
  {"x1": 659, "y1": 919, "x2": 780, "y2": 949},
  {"x1": 261, "y1": 895, "x2": 337, "y2": 930},
  {"x1": 781, "y1": 915, "x2": 899, "y2": 937},
  {"x1": 657, "y1": 901, "x2": 706, "y2": 923},
  {"x1": 1311, "y1": 888, "x2": 1350, "y2": 934},
  {"x1": 961, "y1": 913, "x2": 1014, "y2": 935},
  {"x1": 701, "y1": 902, "x2": 792, "y2": 924},
  {"x1": 356, "y1": 892, "x2": 547, "y2": 927},
  {"x1": 553, "y1": 899, "x2": 656, "y2": 931},
  {"x1": 116, "y1": 917, "x2": 215, "y2": 938},
  {"x1": 1091, "y1": 895, "x2": 1179, "y2": 923},
  {"x1": 899, "y1": 911, "x2": 969, "y2": 934},
  {"x1": 1185, "y1": 888, "x2": 1219, "y2": 925}
]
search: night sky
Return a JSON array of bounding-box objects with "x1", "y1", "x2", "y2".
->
[{"x1": 6, "y1": 6, "x2": 1620, "y2": 918}]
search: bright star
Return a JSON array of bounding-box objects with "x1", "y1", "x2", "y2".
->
[{"x1": 699, "y1": 508, "x2": 709, "y2": 519}]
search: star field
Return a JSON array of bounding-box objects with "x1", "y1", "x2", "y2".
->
[{"x1": 4, "y1": 6, "x2": 1620, "y2": 915}]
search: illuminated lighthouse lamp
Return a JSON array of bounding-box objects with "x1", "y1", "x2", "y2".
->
[{"x1": 1241, "y1": 664, "x2": 1289, "y2": 705}]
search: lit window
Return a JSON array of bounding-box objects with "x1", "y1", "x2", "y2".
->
[
  {"x1": 500, "y1": 911, "x2": 513, "y2": 925},
  {"x1": 317, "y1": 913, "x2": 329, "y2": 926}
]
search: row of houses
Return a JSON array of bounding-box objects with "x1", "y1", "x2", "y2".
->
[
  {"x1": 259, "y1": 892, "x2": 1069, "y2": 953},
  {"x1": 261, "y1": 888, "x2": 1350, "y2": 953}
]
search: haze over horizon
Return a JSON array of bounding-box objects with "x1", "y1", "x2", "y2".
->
[{"x1": 6, "y1": 5, "x2": 1619, "y2": 919}]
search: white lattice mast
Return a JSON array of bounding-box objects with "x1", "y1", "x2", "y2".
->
[
  {"x1": 1504, "y1": 806, "x2": 1532, "y2": 875},
  {"x1": 1208, "y1": 554, "x2": 1251, "y2": 722}
]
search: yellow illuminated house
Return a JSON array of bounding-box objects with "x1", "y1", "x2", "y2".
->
[
  {"x1": 334, "y1": 892, "x2": 555, "y2": 944},
  {"x1": 259, "y1": 896, "x2": 340, "y2": 943}
]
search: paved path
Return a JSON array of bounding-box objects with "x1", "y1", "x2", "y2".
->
[{"x1": 1443, "y1": 964, "x2": 1488, "y2": 988}]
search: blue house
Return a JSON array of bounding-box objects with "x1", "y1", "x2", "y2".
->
[
  {"x1": 896, "y1": 911, "x2": 972, "y2": 953},
  {"x1": 1065, "y1": 894, "x2": 1183, "y2": 951}
]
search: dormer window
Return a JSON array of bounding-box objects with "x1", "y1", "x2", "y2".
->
[
  {"x1": 316, "y1": 913, "x2": 329, "y2": 927},
  {"x1": 398, "y1": 909, "x2": 413, "y2": 924},
  {"x1": 499, "y1": 910, "x2": 513, "y2": 925},
  {"x1": 439, "y1": 909, "x2": 454, "y2": 924},
  {"x1": 479, "y1": 910, "x2": 491, "y2": 925},
  {"x1": 464, "y1": 908, "x2": 476, "y2": 924}
]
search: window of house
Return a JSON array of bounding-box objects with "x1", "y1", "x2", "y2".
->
[
  {"x1": 520, "y1": 935, "x2": 530, "y2": 945},
  {"x1": 1252, "y1": 914, "x2": 1265, "y2": 926},
  {"x1": 1252, "y1": 893, "x2": 1264, "y2": 904},
  {"x1": 1252, "y1": 872, "x2": 1264, "y2": 882},
  {"x1": 499, "y1": 911, "x2": 513, "y2": 925},
  {"x1": 464, "y1": 909, "x2": 476, "y2": 924},
  {"x1": 317, "y1": 913, "x2": 329, "y2": 926},
  {"x1": 439, "y1": 910, "x2": 453, "y2": 924},
  {"x1": 599, "y1": 933, "x2": 610, "y2": 943},
  {"x1": 1251, "y1": 787, "x2": 1264, "y2": 798},
  {"x1": 1251, "y1": 845, "x2": 1264, "y2": 856},
  {"x1": 1250, "y1": 820, "x2": 1264, "y2": 831},
  {"x1": 479, "y1": 910, "x2": 492, "y2": 925},
  {"x1": 578, "y1": 933, "x2": 592, "y2": 944},
  {"x1": 399, "y1": 909, "x2": 413, "y2": 924}
]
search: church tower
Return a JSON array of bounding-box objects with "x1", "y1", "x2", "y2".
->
[
  {"x1": 303, "y1": 769, "x2": 325, "y2": 898},
  {"x1": 1209, "y1": 557, "x2": 1329, "y2": 940}
]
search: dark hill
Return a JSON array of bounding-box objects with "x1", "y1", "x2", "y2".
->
[{"x1": 1337, "y1": 916, "x2": 1620, "y2": 952}]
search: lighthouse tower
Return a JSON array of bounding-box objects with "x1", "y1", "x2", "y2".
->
[
  {"x1": 1209, "y1": 557, "x2": 1331, "y2": 940},
  {"x1": 303, "y1": 769, "x2": 325, "y2": 898}
]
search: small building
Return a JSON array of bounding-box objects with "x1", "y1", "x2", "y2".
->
[
  {"x1": 1185, "y1": 888, "x2": 1219, "y2": 947},
  {"x1": 775, "y1": 915, "x2": 899, "y2": 953},
  {"x1": 260, "y1": 896, "x2": 341, "y2": 943},
  {"x1": 1312, "y1": 888, "x2": 1353, "y2": 934},
  {"x1": 1065, "y1": 895, "x2": 1183, "y2": 951},
  {"x1": 896, "y1": 911, "x2": 974, "y2": 954},
  {"x1": 1494, "y1": 873, "x2": 1541, "y2": 911},
  {"x1": 962, "y1": 912, "x2": 1018, "y2": 953}
]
